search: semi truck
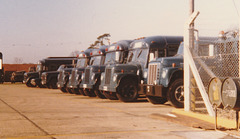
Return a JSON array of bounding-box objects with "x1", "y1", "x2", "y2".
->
[
  {"x1": 57, "y1": 50, "x2": 91, "y2": 93},
  {"x1": 99, "y1": 36, "x2": 183, "y2": 102},
  {"x1": 80, "y1": 40, "x2": 132, "y2": 98},
  {"x1": 23, "y1": 57, "x2": 77, "y2": 87}
]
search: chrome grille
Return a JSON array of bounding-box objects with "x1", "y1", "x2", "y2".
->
[
  {"x1": 105, "y1": 68, "x2": 112, "y2": 84},
  {"x1": 85, "y1": 69, "x2": 90, "y2": 84},
  {"x1": 58, "y1": 71, "x2": 63, "y2": 82},
  {"x1": 147, "y1": 64, "x2": 157, "y2": 85}
]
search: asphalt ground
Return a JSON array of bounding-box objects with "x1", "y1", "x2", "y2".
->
[{"x1": 0, "y1": 83, "x2": 238, "y2": 139}]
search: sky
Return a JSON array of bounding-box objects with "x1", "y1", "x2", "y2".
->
[{"x1": 0, "y1": 0, "x2": 239, "y2": 64}]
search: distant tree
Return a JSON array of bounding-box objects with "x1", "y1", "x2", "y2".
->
[
  {"x1": 89, "y1": 40, "x2": 100, "y2": 49},
  {"x1": 97, "y1": 33, "x2": 111, "y2": 45},
  {"x1": 88, "y1": 33, "x2": 111, "y2": 49}
]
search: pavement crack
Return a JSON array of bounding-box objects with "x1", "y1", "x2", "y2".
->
[{"x1": 0, "y1": 98, "x2": 56, "y2": 139}]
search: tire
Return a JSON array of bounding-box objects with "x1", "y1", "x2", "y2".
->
[
  {"x1": 66, "y1": 88, "x2": 74, "y2": 94},
  {"x1": 79, "y1": 88, "x2": 86, "y2": 96},
  {"x1": 167, "y1": 78, "x2": 184, "y2": 108},
  {"x1": 49, "y1": 78, "x2": 58, "y2": 89},
  {"x1": 26, "y1": 78, "x2": 36, "y2": 87},
  {"x1": 146, "y1": 96, "x2": 168, "y2": 104},
  {"x1": 84, "y1": 89, "x2": 96, "y2": 97},
  {"x1": 38, "y1": 84, "x2": 46, "y2": 88},
  {"x1": 60, "y1": 87, "x2": 67, "y2": 93},
  {"x1": 73, "y1": 88, "x2": 81, "y2": 95},
  {"x1": 94, "y1": 79, "x2": 106, "y2": 99},
  {"x1": 102, "y1": 91, "x2": 118, "y2": 100},
  {"x1": 116, "y1": 80, "x2": 138, "y2": 102},
  {"x1": 94, "y1": 89, "x2": 106, "y2": 99}
]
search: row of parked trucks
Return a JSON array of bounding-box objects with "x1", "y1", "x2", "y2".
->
[{"x1": 23, "y1": 35, "x2": 218, "y2": 108}]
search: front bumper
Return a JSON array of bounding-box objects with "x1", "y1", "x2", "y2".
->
[
  {"x1": 80, "y1": 83, "x2": 94, "y2": 90},
  {"x1": 99, "y1": 84, "x2": 117, "y2": 92},
  {"x1": 141, "y1": 84, "x2": 166, "y2": 97}
]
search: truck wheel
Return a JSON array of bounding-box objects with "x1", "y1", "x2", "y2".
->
[
  {"x1": 79, "y1": 88, "x2": 86, "y2": 96},
  {"x1": 146, "y1": 96, "x2": 167, "y2": 104},
  {"x1": 94, "y1": 80, "x2": 106, "y2": 99},
  {"x1": 73, "y1": 88, "x2": 81, "y2": 95},
  {"x1": 168, "y1": 79, "x2": 184, "y2": 108},
  {"x1": 84, "y1": 89, "x2": 96, "y2": 97},
  {"x1": 66, "y1": 88, "x2": 74, "y2": 94},
  {"x1": 26, "y1": 79, "x2": 36, "y2": 87},
  {"x1": 94, "y1": 90, "x2": 106, "y2": 99},
  {"x1": 49, "y1": 78, "x2": 57, "y2": 89},
  {"x1": 60, "y1": 87, "x2": 67, "y2": 93},
  {"x1": 102, "y1": 91, "x2": 118, "y2": 100},
  {"x1": 116, "y1": 80, "x2": 138, "y2": 102}
]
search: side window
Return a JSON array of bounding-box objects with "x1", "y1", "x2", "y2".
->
[
  {"x1": 158, "y1": 49, "x2": 165, "y2": 57},
  {"x1": 168, "y1": 44, "x2": 180, "y2": 56}
]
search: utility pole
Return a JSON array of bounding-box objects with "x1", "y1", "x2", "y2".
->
[{"x1": 184, "y1": 0, "x2": 195, "y2": 112}]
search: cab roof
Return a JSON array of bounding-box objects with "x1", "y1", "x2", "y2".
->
[
  {"x1": 130, "y1": 36, "x2": 183, "y2": 50},
  {"x1": 106, "y1": 40, "x2": 133, "y2": 52}
]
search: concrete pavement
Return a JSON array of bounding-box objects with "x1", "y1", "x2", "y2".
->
[{"x1": 0, "y1": 83, "x2": 236, "y2": 139}]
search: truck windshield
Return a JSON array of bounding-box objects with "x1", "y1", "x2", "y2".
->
[
  {"x1": 104, "y1": 51, "x2": 121, "y2": 64},
  {"x1": 127, "y1": 49, "x2": 148, "y2": 66},
  {"x1": 90, "y1": 56, "x2": 102, "y2": 65},
  {"x1": 76, "y1": 58, "x2": 86, "y2": 68},
  {"x1": 176, "y1": 43, "x2": 184, "y2": 55}
]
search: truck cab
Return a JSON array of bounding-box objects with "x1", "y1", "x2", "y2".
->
[
  {"x1": 23, "y1": 57, "x2": 77, "y2": 87},
  {"x1": 81, "y1": 40, "x2": 132, "y2": 98},
  {"x1": 145, "y1": 37, "x2": 217, "y2": 108},
  {"x1": 57, "y1": 50, "x2": 91, "y2": 93},
  {"x1": 99, "y1": 36, "x2": 183, "y2": 102},
  {"x1": 41, "y1": 64, "x2": 75, "y2": 89},
  {"x1": 0, "y1": 52, "x2": 3, "y2": 83},
  {"x1": 79, "y1": 46, "x2": 107, "y2": 97}
]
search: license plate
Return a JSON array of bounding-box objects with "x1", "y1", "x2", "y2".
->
[
  {"x1": 103, "y1": 86, "x2": 108, "y2": 91},
  {"x1": 83, "y1": 84, "x2": 87, "y2": 88}
]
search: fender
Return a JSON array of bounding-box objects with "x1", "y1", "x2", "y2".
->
[
  {"x1": 93, "y1": 73, "x2": 101, "y2": 85},
  {"x1": 117, "y1": 74, "x2": 139, "y2": 89},
  {"x1": 160, "y1": 67, "x2": 183, "y2": 87}
]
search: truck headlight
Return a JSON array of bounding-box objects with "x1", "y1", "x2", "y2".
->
[{"x1": 162, "y1": 71, "x2": 167, "y2": 78}]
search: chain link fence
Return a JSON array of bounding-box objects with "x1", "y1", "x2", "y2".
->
[{"x1": 188, "y1": 1, "x2": 240, "y2": 118}]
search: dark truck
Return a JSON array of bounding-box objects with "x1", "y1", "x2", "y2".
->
[
  {"x1": 80, "y1": 40, "x2": 132, "y2": 98},
  {"x1": 23, "y1": 57, "x2": 77, "y2": 87},
  {"x1": 144, "y1": 37, "x2": 216, "y2": 108},
  {"x1": 41, "y1": 64, "x2": 75, "y2": 89},
  {"x1": 144, "y1": 42, "x2": 184, "y2": 108},
  {"x1": 11, "y1": 71, "x2": 26, "y2": 83},
  {"x1": 99, "y1": 36, "x2": 183, "y2": 102},
  {"x1": 0, "y1": 52, "x2": 3, "y2": 83},
  {"x1": 77, "y1": 46, "x2": 107, "y2": 97},
  {"x1": 57, "y1": 50, "x2": 91, "y2": 93}
]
